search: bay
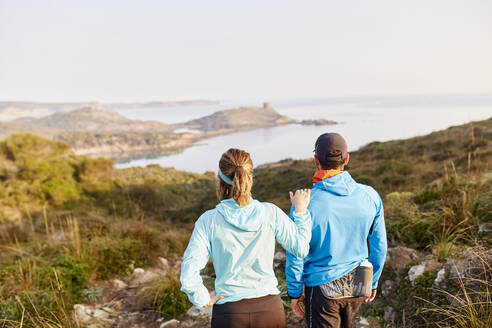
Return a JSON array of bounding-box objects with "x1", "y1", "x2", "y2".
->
[{"x1": 115, "y1": 96, "x2": 492, "y2": 173}]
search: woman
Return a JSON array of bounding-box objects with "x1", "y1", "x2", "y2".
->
[{"x1": 180, "y1": 148, "x2": 312, "y2": 328}]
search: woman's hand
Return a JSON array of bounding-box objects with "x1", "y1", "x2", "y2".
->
[
  {"x1": 203, "y1": 295, "x2": 225, "y2": 308},
  {"x1": 289, "y1": 189, "x2": 311, "y2": 214}
]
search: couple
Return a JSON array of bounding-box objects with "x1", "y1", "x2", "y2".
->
[{"x1": 180, "y1": 133, "x2": 387, "y2": 328}]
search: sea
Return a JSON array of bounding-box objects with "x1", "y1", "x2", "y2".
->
[{"x1": 114, "y1": 95, "x2": 492, "y2": 173}]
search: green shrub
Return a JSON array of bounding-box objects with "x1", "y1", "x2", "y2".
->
[
  {"x1": 470, "y1": 191, "x2": 492, "y2": 223},
  {"x1": 0, "y1": 291, "x2": 55, "y2": 323},
  {"x1": 88, "y1": 237, "x2": 146, "y2": 279},
  {"x1": 386, "y1": 191, "x2": 413, "y2": 201},
  {"x1": 41, "y1": 178, "x2": 80, "y2": 206},
  {"x1": 20, "y1": 158, "x2": 74, "y2": 182},
  {"x1": 376, "y1": 160, "x2": 413, "y2": 175},
  {"x1": 162, "y1": 230, "x2": 189, "y2": 258},
  {"x1": 76, "y1": 157, "x2": 114, "y2": 194},
  {"x1": 0, "y1": 289, "x2": 74, "y2": 327},
  {"x1": 353, "y1": 175, "x2": 375, "y2": 186},
  {"x1": 145, "y1": 274, "x2": 191, "y2": 319},
  {"x1": 52, "y1": 254, "x2": 89, "y2": 303},
  {"x1": 414, "y1": 187, "x2": 442, "y2": 204},
  {"x1": 2, "y1": 133, "x2": 70, "y2": 162},
  {"x1": 0, "y1": 255, "x2": 89, "y2": 303}
]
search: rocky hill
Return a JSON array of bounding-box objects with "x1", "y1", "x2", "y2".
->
[
  {"x1": 17, "y1": 107, "x2": 172, "y2": 133},
  {"x1": 181, "y1": 103, "x2": 295, "y2": 132}
]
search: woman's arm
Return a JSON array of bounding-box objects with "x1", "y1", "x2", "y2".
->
[
  {"x1": 272, "y1": 189, "x2": 312, "y2": 258},
  {"x1": 286, "y1": 205, "x2": 306, "y2": 299},
  {"x1": 180, "y1": 215, "x2": 212, "y2": 307}
]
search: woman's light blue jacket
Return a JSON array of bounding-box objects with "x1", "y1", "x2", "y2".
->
[{"x1": 180, "y1": 198, "x2": 312, "y2": 307}]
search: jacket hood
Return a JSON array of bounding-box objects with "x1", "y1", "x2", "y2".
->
[
  {"x1": 216, "y1": 198, "x2": 263, "y2": 232},
  {"x1": 313, "y1": 171, "x2": 357, "y2": 196}
]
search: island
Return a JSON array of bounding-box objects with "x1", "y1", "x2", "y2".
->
[
  {"x1": 299, "y1": 118, "x2": 338, "y2": 126},
  {"x1": 175, "y1": 102, "x2": 295, "y2": 132}
]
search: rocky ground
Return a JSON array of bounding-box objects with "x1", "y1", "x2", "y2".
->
[
  {"x1": 72, "y1": 255, "x2": 374, "y2": 328},
  {"x1": 72, "y1": 245, "x2": 491, "y2": 327},
  {"x1": 72, "y1": 257, "x2": 212, "y2": 328}
]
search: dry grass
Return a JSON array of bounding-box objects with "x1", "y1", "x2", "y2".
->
[{"x1": 419, "y1": 250, "x2": 491, "y2": 328}]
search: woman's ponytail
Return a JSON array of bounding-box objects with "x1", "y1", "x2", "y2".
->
[
  {"x1": 231, "y1": 165, "x2": 252, "y2": 206},
  {"x1": 217, "y1": 149, "x2": 253, "y2": 206}
]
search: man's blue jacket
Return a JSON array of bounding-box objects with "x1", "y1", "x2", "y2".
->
[{"x1": 286, "y1": 171, "x2": 387, "y2": 298}]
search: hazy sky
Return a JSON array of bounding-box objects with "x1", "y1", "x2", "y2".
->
[{"x1": 1, "y1": 0, "x2": 491, "y2": 102}]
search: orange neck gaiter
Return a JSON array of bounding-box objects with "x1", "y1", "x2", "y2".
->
[{"x1": 313, "y1": 169, "x2": 343, "y2": 184}]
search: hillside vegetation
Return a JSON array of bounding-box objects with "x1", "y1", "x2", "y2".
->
[
  {"x1": 0, "y1": 118, "x2": 490, "y2": 327},
  {"x1": 0, "y1": 122, "x2": 61, "y2": 140}
]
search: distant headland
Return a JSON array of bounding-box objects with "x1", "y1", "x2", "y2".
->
[{"x1": 0, "y1": 102, "x2": 337, "y2": 159}]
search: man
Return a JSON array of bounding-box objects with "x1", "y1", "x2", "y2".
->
[{"x1": 286, "y1": 133, "x2": 387, "y2": 328}]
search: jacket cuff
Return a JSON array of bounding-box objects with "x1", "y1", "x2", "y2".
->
[
  {"x1": 292, "y1": 211, "x2": 309, "y2": 221},
  {"x1": 287, "y1": 291, "x2": 303, "y2": 299}
]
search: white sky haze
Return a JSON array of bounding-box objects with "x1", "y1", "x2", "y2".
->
[{"x1": 1, "y1": 0, "x2": 491, "y2": 102}]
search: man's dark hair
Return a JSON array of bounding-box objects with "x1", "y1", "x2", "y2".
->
[{"x1": 319, "y1": 150, "x2": 345, "y2": 170}]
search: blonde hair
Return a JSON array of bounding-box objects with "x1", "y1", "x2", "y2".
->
[{"x1": 217, "y1": 148, "x2": 253, "y2": 206}]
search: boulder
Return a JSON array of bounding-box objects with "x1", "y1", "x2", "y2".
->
[
  {"x1": 132, "y1": 268, "x2": 145, "y2": 276},
  {"x1": 408, "y1": 260, "x2": 441, "y2": 285},
  {"x1": 187, "y1": 305, "x2": 212, "y2": 318},
  {"x1": 383, "y1": 306, "x2": 396, "y2": 324},
  {"x1": 72, "y1": 304, "x2": 115, "y2": 326},
  {"x1": 112, "y1": 279, "x2": 128, "y2": 290},
  {"x1": 434, "y1": 268, "x2": 446, "y2": 286},
  {"x1": 354, "y1": 316, "x2": 371, "y2": 327},
  {"x1": 274, "y1": 251, "x2": 286, "y2": 262},
  {"x1": 408, "y1": 263, "x2": 425, "y2": 284},
  {"x1": 158, "y1": 257, "x2": 170, "y2": 269},
  {"x1": 381, "y1": 280, "x2": 395, "y2": 297},
  {"x1": 73, "y1": 304, "x2": 93, "y2": 325},
  {"x1": 385, "y1": 246, "x2": 418, "y2": 271},
  {"x1": 92, "y1": 308, "x2": 110, "y2": 321},
  {"x1": 130, "y1": 270, "x2": 159, "y2": 285},
  {"x1": 160, "y1": 319, "x2": 180, "y2": 328}
]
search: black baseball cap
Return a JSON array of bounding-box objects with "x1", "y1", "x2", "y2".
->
[{"x1": 314, "y1": 133, "x2": 348, "y2": 164}]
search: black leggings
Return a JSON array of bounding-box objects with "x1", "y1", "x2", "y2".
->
[{"x1": 211, "y1": 294, "x2": 286, "y2": 328}]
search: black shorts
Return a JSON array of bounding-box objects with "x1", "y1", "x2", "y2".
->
[{"x1": 211, "y1": 294, "x2": 286, "y2": 328}]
